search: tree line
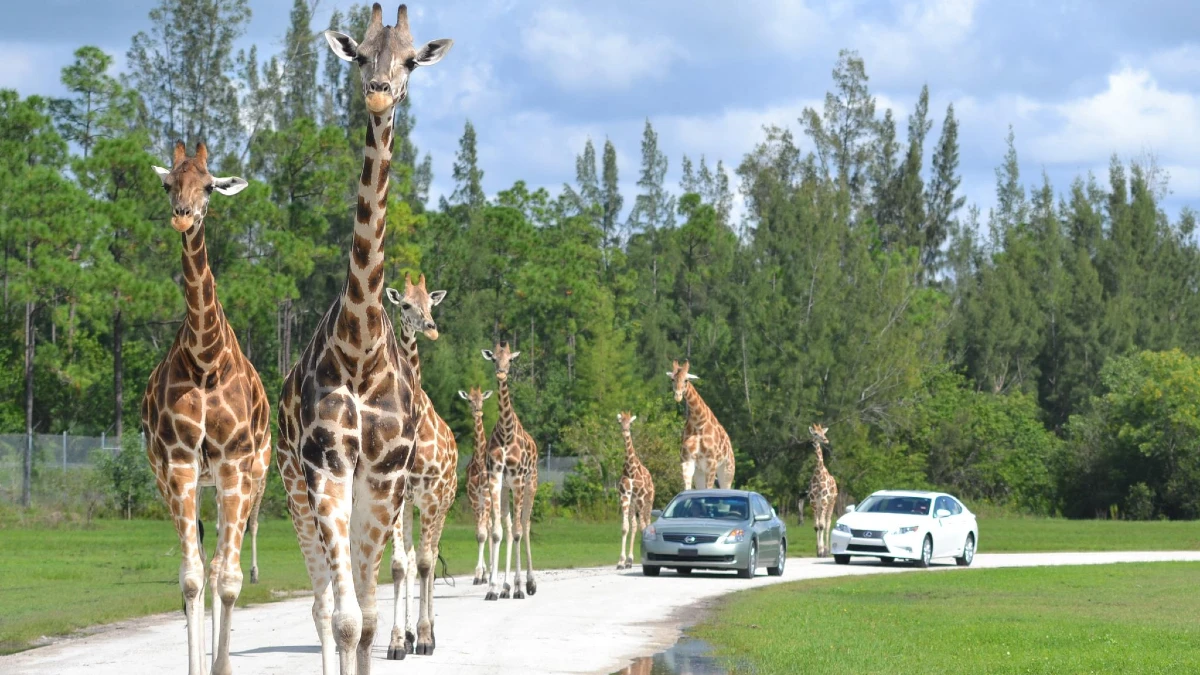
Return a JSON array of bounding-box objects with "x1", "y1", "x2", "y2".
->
[{"x1": 3, "y1": 0, "x2": 1199, "y2": 520}]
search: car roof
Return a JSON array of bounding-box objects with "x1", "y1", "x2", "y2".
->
[
  {"x1": 869, "y1": 489, "x2": 958, "y2": 499},
  {"x1": 670, "y1": 489, "x2": 756, "y2": 499}
]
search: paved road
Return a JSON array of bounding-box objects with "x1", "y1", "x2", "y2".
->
[{"x1": 4, "y1": 551, "x2": 1199, "y2": 675}]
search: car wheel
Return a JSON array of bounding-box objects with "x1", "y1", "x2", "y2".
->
[
  {"x1": 642, "y1": 565, "x2": 661, "y2": 577},
  {"x1": 879, "y1": 557, "x2": 895, "y2": 566},
  {"x1": 955, "y1": 534, "x2": 975, "y2": 567},
  {"x1": 676, "y1": 567, "x2": 692, "y2": 576},
  {"x1": 767, "y1": 540, "x2": 786, "y2": 576},
  {"x1": 833, "y1": 554, "x2": 850, "y2": 565},
  {"x1": 916, "y1": 535, "x2": 933, "y2": 568},
  {"x1": 738, "y1": 542, "x2": 757, "y2": 579}
]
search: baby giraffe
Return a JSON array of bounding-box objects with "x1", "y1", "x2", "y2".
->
[
  {"x1": 616, "y1": 411, "x2": 655, "y2": 570},
  {"x1": 458, "y1": 386, "x2": 494, "y2": 585},
  {"x1": 808, "y1": 424, "x2": 839, "y2": 558}
]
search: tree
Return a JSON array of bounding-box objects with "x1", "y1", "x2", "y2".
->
[
  {"x1": 801, "y1": 49, "x2": 877, "y2": 207},
  {"x1": 394, "y1": 97, "x2": 432, "y2": 211},
  {"x1": 894, "y1": 84, "x2": 931, "y2": 256},
  {"x1": 601, "y1": 139, "x2": 623, "y2": 248},
  {"x1": 49, "y1": 47, "x2": 135, "y2": 158},
  {"x1": 925, "y1": 104, "x2": 965, "y2": 275},
  {"x1": 281, "y1": 0, "x2": 318, "y2": 126},
  {"x1": 450, "y1": 120, "x2": 486, "y2": 211},
  {"x1": 626, "y1": 119, "x2": 675, "y2": 235}
]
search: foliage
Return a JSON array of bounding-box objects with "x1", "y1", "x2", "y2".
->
[{"x1": 96, "y1": 437, "x2": 157, "y2": 520}]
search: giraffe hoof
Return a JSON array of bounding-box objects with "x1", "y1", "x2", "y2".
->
[
  {"x1": 250, "y1": 567, "x2": 259, "y2": 584},
  {"x1": 513, "y1": 588, "x2": 525, "y2": 599},
  {"x1": 386, "y1": 645, "x2": 407, "y2": 661},
  {"x1": 416, "y1": 640, "x2": 434, "y2": 656},
  {"x1": 499, "y1": 589, "x2": 510, "y2": 599},
  {"x1": 485, "y1": 591, "x2": 499, "y2": 601},
  {"x1": 526, "y1": 579, "x2": 537, "y2": 596},
  {"x1": 406, "y1": 630, "x2": 416, "y2": 653},
  {"x1": 616, "y1": 563, "x2": 625, "y2": 570}
]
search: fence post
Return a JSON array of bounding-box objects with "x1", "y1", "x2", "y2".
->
[
  {"x1": 63, "y1": 431, "x2": 67, "y2": 471},
  {"x1": 23, "y1": 431, "x2": 31, "y2": 508},
  {"x1": 101, "y1": 431, "x2": 106, "y2": 452}
]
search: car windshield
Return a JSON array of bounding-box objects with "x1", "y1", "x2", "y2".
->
[
  {"x1": 857, "y1": 496, "x2": 932, "y2": 516},
  {"x1": 663, "y1": 495, "x2": 749, "y2": 520}
]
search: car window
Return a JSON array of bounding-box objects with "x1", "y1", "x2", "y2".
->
[
  {"x1": 935, "y1": 497, "x2": 951, "y2": 514},
  {"x1": 664, "y1": 496, "x2": 749, "y2": 520},
  {"x1": 755, "y1": 495, "x2": 773, "y2": 518},
  {"x1": 949, "y1": 498, "x2": 964, "y2": 515},
  {"x1": 857, "y1": 496, "x2": 932, "y2": 516}
]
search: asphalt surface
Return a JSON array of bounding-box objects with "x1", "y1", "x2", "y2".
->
[{"x1": 4, "y1": 551, "x2": 1199, "y2": 675}]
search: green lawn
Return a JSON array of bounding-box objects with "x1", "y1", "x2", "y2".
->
[
  {"x1": 693, "y1": 562, "x2": 1200, "y2": 674},
  {"x1": 0, "y1": 516, "x2": 620, "y2": 655}
]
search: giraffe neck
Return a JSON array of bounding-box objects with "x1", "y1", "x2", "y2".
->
[
  {"x1": 179, "y1": 219, "x2": 227, "y2": 368},
  {"x1": 396, "y1": 327, "x2": 422, "y2": 385},
  {"x1": 496, "y1": 377, "x2": 516, "y2": 447},
  {"x1": 623, "y1": 429, "x2": 638, "y2": 465},
  {"x1": 472, "y1": 411, "x2": 487, "y2": 466},
  {"x1": 682, "y1": 382, "x2": 708, "y2": 424},
  {"x1": 337, "y1": 112, "x2": 394, "y2": 354},
  {"x1": 813, "y1": 443, "x2": 826, "y2": 473}
]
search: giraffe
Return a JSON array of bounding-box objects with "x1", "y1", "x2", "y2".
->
[
  {"x1": 382, "y1": 274, "x2": 456, "y2": 659},
  {"x1": 807, "y1": 423, "x2": 838, "y2": 558},
  {"x1": 457, "y1": 386, "x2": 494, "y2": 585},
  {"x1": 668, "y1": 360, "x2": 735, "y2": 490},
  {"x1": 481, "y1": 342, "x2": 539, "y2": 601},
  {"x1": 143, "y1": 140, "x2": 271, "y2": 675},
  {"x1": 277, "y1": 7, "x2": 452, "y2": 674},
  {"x1": 616, "y1": 411, "x2": 655, "y2": 570}
]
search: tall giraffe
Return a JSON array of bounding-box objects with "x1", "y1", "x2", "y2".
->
[
  {"x1": 616, "y1": 411, "x2": 655, "y2": 570},
  {"x1": 668, "y1": 360, "x2": 735, "y2": 490},
  {"x1": 277, "y1": 7, "x2": 452, "y2": 674},
  {"x1": 457, "y1": 386, "x2": 494, "y2": 585},
  {"x1": 482, "y1": 342, "x2": 539, "y2": 601},
  {"x1": 382, "y1": 274, "x2": 456, "y2": 660},
  {"x1": 143, "y1": 141, "x2": 271, "y2": 675},
  {"x1": 808, "y1": 423, "x2": 838, "y2": 558}
]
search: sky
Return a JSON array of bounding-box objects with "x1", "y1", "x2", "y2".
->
[{"x1": 4, "y1": 0, "x2": 1200, "y2": 223}]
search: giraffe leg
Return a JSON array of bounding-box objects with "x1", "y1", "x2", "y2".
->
[
  {"x1": 473, "y1": 493, "x2": 489, "y2": 585},
  {"x1": 618, "y1": 492, "x2": 631, "y2": 569},
  {"x1": 703, "y1": 460, "x2": 719, "y2": 490},
  {"x1": 414, "y1": 508, "x2": 446, "y2": 654},
  {"x1": 306, "y1": 468, "x2": 360, "y2": 675},
  {"x1": 521, "y1": 481, "x2": 537, "y2": 595},
  {"x1": 349, "y1": 468, "x2": 402, "y2": 675},
  {"x1": 485, "y1": 468, "x2": 504, "y2": 601},
  {"x1": 511, "y1": 481, "x2": 527, "y2": 600},
  {"x1": 278, "y1": 441, "x2": 336, "y2": 674},
  {"x1": 716, "y1": 454, "x2": 735, "y2": 490},
  {"x1": 625, "y1": 508, "x2": 638, "y2": 569},
  {"x1": 798, "y1": 498, "x2": 806, "y2": 526},
  {"x1": 210, "y1": 464, "x2": 255, "y2": 675},
  {"x1": 680, "y1": 440, "x2": 699, "y2": 490},
  {"x1": 387, "y1": 500, "x2": 414, "y2": 660},
  {"x1": 247, "y1": 471, "x2": 266, "y2": 584},
  {"x1": 501, "y1": 482, "x2": 516, "y2": 599},
  {"x1": 210, "y1": 497, "x2": 222, "y2": 670},
  {"x1": 156, "y1": 458, "x2": 207, "y2": 675}
]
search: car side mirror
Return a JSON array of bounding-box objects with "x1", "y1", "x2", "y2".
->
[
  {"x1": 754, "y1": 513, "x2": 770, "y2": 522},
  {"x1": 935, "y1": 508, "x2": 951, "y2": 519},
  {"x1": 650, "y1": 509, "x2": 663, "y2": 519},
  {"x1": 845, "y1": 504, "x2": 856, "y2": 513}
]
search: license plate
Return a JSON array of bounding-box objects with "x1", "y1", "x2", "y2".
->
[{"x1": 678, "y1": 548, "x2": 698, "y2": 556}]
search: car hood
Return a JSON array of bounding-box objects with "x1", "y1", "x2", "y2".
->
[
  {"x1": 836, "y1": 512, "x2": 928, "y2": 530},
  {"x1": 652, "y1": 518, "x2": 747, "y2": 535}
]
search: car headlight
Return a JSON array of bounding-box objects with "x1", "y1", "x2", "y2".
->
[
  {"x1": 894, "y1": 525, "x2": 920, "y2": 534},
  {"x1": 725, "y1": 528, "x2": 745, "y2": 543},
  {"x1": 643, "y1": 525, "x2": 656, "y2": 541},
  {"x1": 835, "y1": 523, "x2": 851, "y2": 534}
]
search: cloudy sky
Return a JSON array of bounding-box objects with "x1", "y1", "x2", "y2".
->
[{"x1": 4, "y1": 0, "x2": 1199, "y2": 221}]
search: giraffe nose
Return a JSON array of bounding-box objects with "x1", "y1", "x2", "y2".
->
[
  {"x1": 424, "y1": 321, "x2": 436, "y2": 332},
  {"x1": 367, "y1": 80, "x2": 391, "y2": 94},
  {"x1": 174, "y1": 205, "x2": 191, "y2": 217}
]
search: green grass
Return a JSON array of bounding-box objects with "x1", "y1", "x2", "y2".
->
[
  {"x1": 693, "y1": 562, "x2": 1200, "y2": 674},
  {"x1": 0, "y1": 515, "x2": 619, "y2": 655}
]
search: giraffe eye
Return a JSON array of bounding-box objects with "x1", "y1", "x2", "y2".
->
[
  {"x1": 204, "y1": 184, "x2": 214, "y2": 194},
  {"x1": 401, "y1": 302, "x2": 412, "y2": 311},
  {"x1": 162, "y1": 183, "x2": 171, "y2": 192}
]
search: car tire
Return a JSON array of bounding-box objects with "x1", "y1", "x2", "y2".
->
[
  {"x1": 833, "y1": 554, "x2": 850, "y2": 565},
  {"x1": 767, "y1": 540, "x2": 786, "y2": 576},
  {"x1": 676, "y1": 567, "x2": 692, "y2": 576},
  {"x1": 916, "y1": 535, "x2": 933, "y2": 568},
  {"x1": 955, "y1": 534, "x2": 975, "y2": 567},
  {"x1": 738, "y1": 542, "x2": 757, "y2": 579},
  {"x1": 642, "y1": 565, "x2": 661, "y2": 577},
  {"x1": 879, "y1": 556, "x2": 895, "y2": 566}
]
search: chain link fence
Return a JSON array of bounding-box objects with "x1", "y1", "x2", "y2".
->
[{"x1": 0, "y1": 433, "x2": 126, "y2": 506}]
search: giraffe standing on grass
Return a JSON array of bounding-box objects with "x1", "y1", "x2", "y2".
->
[
  {"x1": 616, "y1": 411, "x2": 655, "y2": 569},
  {"x1": 668, "y1": 360, "x2": 735, "y2": 490},
  {"x1": 142, "y1": 141, "x2": 271, "y2": 675},
  {"x1": 458, "y1": 386, "x2": 495, "y2": 585},
  {"x1": 276, "y1": 6, "x2": 452, "y2": 673},
  {"x1": 482, "y1": 342, "x2": 539, "y2": 600},
  {"x1": 383, "y1": 274, "x2": 456, "y2": 659},
  {"x1": 808, "y1": 423, "x2": 838, "y2": 558}
]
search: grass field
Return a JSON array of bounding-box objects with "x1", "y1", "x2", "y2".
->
[
  {"x1": 2, "y1": 515, "x2": 1199, "y2": 655},
  {"x1": 692, "y1": 562, "x2": 1200, "y2": 674}
]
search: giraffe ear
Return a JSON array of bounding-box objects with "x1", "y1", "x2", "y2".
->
[
  {"x1": 458, "y1": 390, "x2": 469, "y2": 400},
  {"x1": 510, "y1": 351, "x2": 521, "y2": 360},
  {"x1": 665, "y1": 372, "x2": 674, "y2": 378},
  {"x1": 482, "y1": 350, "x2": 494, "y2": 361},
  {"x1": 323, "y1": 30, "x2": 360, "y2": 62},
  {"x1": 630, "y1": 415, "x2": 637, "y2": 423},
  {"x1": 152, "y1": 166, "x2": 171, "y2": 183},
  {"x1": 616, "y1": 413, "x2": 622, "y2": 422},
  {"x1": 686, "y1": 373, "x2": 699, "y2": 380},
  {"x1": 413, "y1": 38, "x2": 454, "y2": 67},
  {"x1": 385, "y1": 287, "x2": 403, "y2": 305},
  {"x1": 482, "y1": 390, "x2": 493, "y2": 399},
  {"x1": 212, "y1": 176, "x2": 248, "y2": 196},
  {"x1": 429, "y1": 290, "x2": 447, "y2": 306}
]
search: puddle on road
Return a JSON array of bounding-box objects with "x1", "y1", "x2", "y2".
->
[{"x1": 613, "y1": 636, "x2": 750, "y2": 675}]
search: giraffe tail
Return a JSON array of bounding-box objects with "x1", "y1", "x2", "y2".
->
[{"x1": 435, "y1": 553, "x2": 455, "y2": 587}]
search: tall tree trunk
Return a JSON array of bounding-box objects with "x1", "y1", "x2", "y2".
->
[
  {"x1": 22, "y1": 243, "x2": 34, "y2": 508},
  {"x1": 113, "y1": 299, "x2": 124, "y2": 440}
]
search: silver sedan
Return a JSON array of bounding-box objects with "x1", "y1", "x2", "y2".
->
[{"x1": 641, "y1": 489, "x2": 788, "y2": 578}]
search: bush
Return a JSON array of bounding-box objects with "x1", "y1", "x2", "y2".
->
[
  {"x1": 97, "y1": 435, "x2": 158, "y2": 520},
  {"x1": 1124, "y1": 482, "x2": 1155, "y2": 521}
]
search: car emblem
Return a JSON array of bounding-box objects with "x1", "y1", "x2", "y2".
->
[
  {"x1": 863, "y1": 531, "x2": 873, "y2": 538},
  {"x1": 684, "y1": 536, "x2": 696, "y2": 544}
]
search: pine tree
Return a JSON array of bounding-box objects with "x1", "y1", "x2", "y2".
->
[
  {"x1": 925, "y1": 103, "x2": 966, "y2": 274},
  {"x1": 895, "y1": 84, "x2": 931, "y2": 255},
  {"x1": 990, "y1": 125, "x2": 1028, "y2": 246},
  {"x1": 601, "y1": 139, "x2": 623, "y2": 247},
  {"x1": 627, "y1": 119, "x2": 675, "y2": 235},
  {"x1": 49, "y1": 47, "x2": 132, "y2": 158},
  {"x1": 320, "y1": 9, "x2": 346, "y2": 127},
  {"x1": 450, "y1": 119, "x2": 485, "y2": 211},
  {"x1": 394, "y1": 97, "x2": 431, "y2": 211},
  {"x1": 282, "y1": 0, "x2": 318, "y2": 125},
  {"x1": 801, "y1": 49, "x2": 877, "y2": 206},
  {"x1": 869, "y1": 108, "x2": 900, "y2": 239}
]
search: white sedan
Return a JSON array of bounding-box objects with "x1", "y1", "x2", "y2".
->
[{"x1": 829, "y1": 490, "x2": 978, "y2": 567}]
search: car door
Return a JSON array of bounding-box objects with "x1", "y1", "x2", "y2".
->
[
  {"x1": 932, "y1": 496, "x2": 957, "y2": 557},
  {"x1": 751, "y1": 495, "x2": 777, "y2": 559},
  {"x1": 946, "y1": 497, "x2": 971, "y2": 553}
]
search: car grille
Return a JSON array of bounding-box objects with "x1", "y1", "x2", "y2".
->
[
  {"x1": 847, "y1": 543, "x2": 890, "y2": 554},
  {"x1": 662, "y1": 534, "x2": 720, "y2": 544},
  {"x1": 851, "y1": 528, "x2": 884, "y2": 539},
  {"x1": 647, "y1": 553, "x2": 735, "y2": 563}
]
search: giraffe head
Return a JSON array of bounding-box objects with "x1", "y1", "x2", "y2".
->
[
  {"x1": 385, "y1": 272, "x2": 445, "y2": 340},
  {"x1": 152, "y1": 141, "x2": 248, "y2": 233},
  {"x1": 324, "y1": 3, "x2": 453, "y2": 115},
  {"x1": 457, "y1": 386, "x2": 493, "y2": 418},
  {"x1": 809, "y1": 423, "x2": 829, "y2": 448},
  {"x1": 666, "y1": 360, "x2": 699, "y2": 402},
  {"x1": 617, "y1": 411, "x2": 638, "y2": 434},
  {"x1": 481, "y1": 341, "x2": 520, "y2": 383}
]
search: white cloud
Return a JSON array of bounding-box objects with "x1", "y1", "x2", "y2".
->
[
  {"x1": 520, "y1": 7, "x2": 684, "y2": 91},
  {"x1": 0, "y1": 42, "x2": 56, "y2": 94},
  {"x1": 419, "y1": 58, "x2": 507, "y2": 120},
  {"x1": 854, "y1": 0, "x2": 979, "y2": 80},
  {"x1": 737, "y1": 0, "x2": 829, "y2": 54}
]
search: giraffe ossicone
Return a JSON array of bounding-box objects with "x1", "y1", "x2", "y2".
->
[{"x1": 143, "y1": 140, "x2": 271, "y2": 675}]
